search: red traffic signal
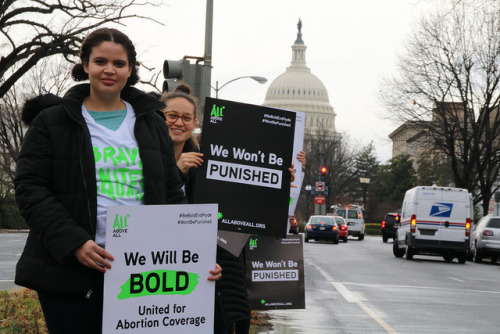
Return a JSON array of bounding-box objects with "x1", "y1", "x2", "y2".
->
[{"x1": 320, "y1": 166, "x2": 327, "y2": 175}]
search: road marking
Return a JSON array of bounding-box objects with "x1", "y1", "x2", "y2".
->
[
  {"x1": 308, "y1": 259, "x2": 398, "y2": 334},
  {"x1": 448, "y1": 276, "x2": 465, "y2": 283},
  {"x1": 331, "y1": 281, "x2": 358, "y2": 303},
  {"x1": 343, "y1": 282, "x2": 500, "y2": 294}
]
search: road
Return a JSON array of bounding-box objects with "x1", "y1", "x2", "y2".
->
[
  {"x1": 2, "y1": 233, "x2": 500, "y2": 333},
  {"x1": 0, "y1": 232, "x2": 27, "y2": 291},
  {"x1": 260, "y1": 235, "x2": 500, "y2": 334}
]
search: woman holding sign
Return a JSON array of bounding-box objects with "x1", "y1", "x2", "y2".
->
[
  {"x1": 162, "y1": 85, "x2": 253, "y2": 333},
  {"x1": 162, "y1": 84, "x2": 304, "y2": 333},
  {"x1": 15, "y1": 28, "x2": 220, "y2": 334}
]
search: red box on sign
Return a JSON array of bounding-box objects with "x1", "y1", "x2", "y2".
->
[{"x1": 314, "y1": 196, "x2": 325, "y2": 204}]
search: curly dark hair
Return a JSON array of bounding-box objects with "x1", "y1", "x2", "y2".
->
[{"x1": 71, "y1": 28, "x2": 140, "y2": 86}]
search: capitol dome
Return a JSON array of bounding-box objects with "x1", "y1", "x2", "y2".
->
[{"x1": 263, "y1": 19, "x2": 338, "y2": 137}]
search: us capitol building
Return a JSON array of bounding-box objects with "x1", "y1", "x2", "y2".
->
[{"x1": 263, "y1": 19, "x2": 339, "y2": 140}]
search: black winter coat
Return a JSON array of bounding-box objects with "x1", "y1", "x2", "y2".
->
[
  {"x1": 14, "y1": 83, "x2": 186, "y2": 297},
  {"x1": 178, "y1": 138, "x2": 251, "y2": 326},
  {"x1": 215, "y1": 247, "x2": 252, "y2": 327}
]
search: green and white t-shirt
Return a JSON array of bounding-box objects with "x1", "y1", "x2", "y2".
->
[{"x1": 82, "y1": 101, "x2": 144, "y2": 246}]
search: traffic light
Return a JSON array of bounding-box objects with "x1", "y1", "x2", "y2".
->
[
  {"x1": 320, "y1": 166, "x2": 327, "y2": 176},
  {"x1": 162, "y1": 59, "x2": 183, "y2": 93},
  {"x1": 162, "y1": 59, "x2": 203, "y2": 100}
]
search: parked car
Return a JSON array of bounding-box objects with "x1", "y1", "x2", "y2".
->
[
  {"x1": 381, "y1": 213, "x2": 399, "y2": 243},
  {"x1": 289, "y1": 214, "x2": 298, "y2": 234},
  {"x1": 473, "y1": 215, "x2": 500, "y2": 263},
  {"x1": 304, "y1": 215, "x2": 339, "y2": 244},
  {"x1": 332, "y1": 204, "x2": 365, "y2": 240},
  {"x1": 332, "y1": 216, "x2": 348, "y2": 242}
]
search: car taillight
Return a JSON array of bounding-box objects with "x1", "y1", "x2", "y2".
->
[
  {"x1": 358, "y1": 212, "x2": 362, "y2": 219},
  {"x1": 410, "y1": 214, "x2": 416, "y2": 233},
  {"x1": 382, "y1": 221, "x2": 386, "y2": 228},
  {"x1": 483, "y1": 230, "x2": 494, "y2": 237},
  {"x1": 465, "y1": 218, "x2": 471, "y2": 236},
  {"x1": 306, "y1": 225, "x2": 312, "y2": 230},
  {"x1": 340, "y1": 225, "x2": 346, "y2": 231},
  {"x1": 333, "y1": 225, "x2": 338, "y2": 230}
]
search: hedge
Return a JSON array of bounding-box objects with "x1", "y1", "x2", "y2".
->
[{"x1": 0, "y1": 202, "x2": 27, "y2": 229}]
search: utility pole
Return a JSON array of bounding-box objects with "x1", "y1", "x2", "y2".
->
[{"x1": 201, "y1": 0, "x2": 213, "y2": 116}]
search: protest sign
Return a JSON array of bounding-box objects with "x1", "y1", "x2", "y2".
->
[
  {"x1": 194, "y1": 98, "x2": 296, "y2": 238},
  {"x1": 287, "y1": 111, "x2": 305, "y2": 232},
  {"x1": 289, "y1": 111, "x2": 305, "y2": 213},
  {"x1": 217, "y1": 230, "x2": 250, "y2": 257},
  {"x1": 103, "y1": 204, "x2": 218, "y2": 333},
  {"x1": 245, "y1": 234, "x2": 305, "y2": 310}
]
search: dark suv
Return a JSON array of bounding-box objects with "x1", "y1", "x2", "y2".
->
[{"x1": 381, "y1": 213, "x2": 400, "y2": 243}]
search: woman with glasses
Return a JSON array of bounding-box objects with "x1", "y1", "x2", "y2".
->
[
  {"x1": 161, "y1": 84, "x2": 253, "y2": 333},
  {"x1": 161, "y1": 84, "x2": 301, "y2": 333},
  {"x1": 161, "y1": 84, "x2": 203, "y2": 203}
]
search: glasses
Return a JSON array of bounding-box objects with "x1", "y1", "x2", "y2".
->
[{"x1": 164, "y1": 112, "x2": 195, "y2": 125}]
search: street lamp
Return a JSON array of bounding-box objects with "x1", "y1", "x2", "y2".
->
[
  {"x1": 305, "y1": 185, "x2": 312, "y2": 219},
  {"x1": 360, "y1": 177, "x2": 370, "y2": 206},
  {"x1": 212, "y1": 76, "x2": 267, "y2": 98}
]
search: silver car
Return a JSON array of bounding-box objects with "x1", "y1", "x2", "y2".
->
[{"x1": 473, "y1": 215, "x2": 500, "y2": 263}]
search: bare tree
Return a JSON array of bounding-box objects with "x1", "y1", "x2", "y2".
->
[
  {"x1": 380, "y1": 2, "x2": 500, "y2": 214},
  {"x1": 420, "y1": 0, "x2": 500, "y2": 13},
  {"x1": 0, "y1": 56, "x2": 74, "y2": 198},
  {"x1": 0, "y1": 0, "x2": 162, "y2": 99},
  {"x1": 295, "y1": 127, "x2": 358, "y2": 220},
  {"x1": 0, "y1": 88, "x2": 23, "y2": 199}
]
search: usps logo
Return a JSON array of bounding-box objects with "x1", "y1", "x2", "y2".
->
[{"x1": 429, "y1": 202, "x2": 453, "y2": 217}]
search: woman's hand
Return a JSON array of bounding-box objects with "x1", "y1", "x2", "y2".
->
[
  {"x1": 74, "y1": 240, "x2": 114, "y2": 273},
  {"x1": 290, "y1": 151, "x2": 305, "y2": 188},
  {"x1": 297, "y1": 150, "x2": 306, "y2": 167},
  {"x1": 207, "y1": 263, "x2": 222, "y2": 281},
  {"x1": 289, "y1": 164, "x2": 296, "y2": 187},
  {"x1": 177, "y1": 152, "x2": 204, "y2": 175}
]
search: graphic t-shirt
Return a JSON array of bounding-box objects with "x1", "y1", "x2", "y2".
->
[{"x1": 82, "y1": 101, "x2": 144, "y2": 246}]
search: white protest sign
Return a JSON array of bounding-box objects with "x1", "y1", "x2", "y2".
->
[
  {"x1": 289, "y1": 111, "x2": 305, "y2": 216},
  {"x1": 103, "y1": 204, "x2": 218, "y2": 333}
]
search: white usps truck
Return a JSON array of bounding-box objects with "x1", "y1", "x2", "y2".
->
[{"x1": 393, "y1": 186, "x2": 472, "y2": 264}]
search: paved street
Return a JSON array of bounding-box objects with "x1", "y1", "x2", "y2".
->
[
  {"x1": 3, "y1": 233, "x2": 500, "y2": 333},
  {"x1": 0, "y1": 232, "x2": 27, "y2": 291},
  {"x1": 260, "y1": 235, "x2": 500, "y2": 333}
]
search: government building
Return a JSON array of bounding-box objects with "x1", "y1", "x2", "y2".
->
[{"x1": 263, "y1": 19, "x2": 339, "y2": 140}]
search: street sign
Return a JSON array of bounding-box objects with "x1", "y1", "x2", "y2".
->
[
  {"x1": 315, "y1": 182, "x2": 325, "y2": 192},
  {"x1": 314, "y1": 196, "x2": 325, "y2": 204}
]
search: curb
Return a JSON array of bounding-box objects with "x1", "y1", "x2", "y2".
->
[{"x1": 0, "y1": 229, "x2": 29, "y2": 233}]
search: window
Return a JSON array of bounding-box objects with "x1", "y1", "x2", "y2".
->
[
  {"x1": 311, "y1": 217, "x2": 333, "y2": 225},
  {"x1": 487, "y1": 218, "x2": 500, "y2": 228},
  {"x1": 385, "y1": 215, "x2": 399, "y2": 224},
  {"x1": 348, "y1": 210, "x2": 358, "y2": 219},
  {"x1": 336, "y1": 209, "x2": 346, "y2": 218}
]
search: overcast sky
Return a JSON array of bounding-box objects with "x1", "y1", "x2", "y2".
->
[{"x1": 123, "y1": 0, "x2": 434, "y2": 163}]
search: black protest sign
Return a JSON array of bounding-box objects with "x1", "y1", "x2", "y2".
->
[
  {"x1": 245, "y1": 235, "x2": 305, "y2": 310},
  {"x1": 194, "y1": 98, "x2": 295, "y2": 237}
]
